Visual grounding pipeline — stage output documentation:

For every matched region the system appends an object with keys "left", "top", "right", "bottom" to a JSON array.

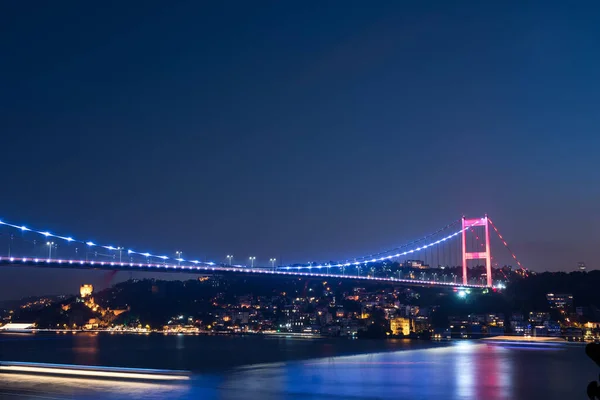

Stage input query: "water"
[
  {"left": 0, "top": 333, "right": 596, "bottom": 399},
  {"left": 0, "top": 332, "right": 440, "bottom": 372}
]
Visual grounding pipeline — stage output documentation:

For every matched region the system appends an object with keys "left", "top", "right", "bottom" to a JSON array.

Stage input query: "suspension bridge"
[{"left": 0, "top": 215, "right": 523, "bottom": 290}]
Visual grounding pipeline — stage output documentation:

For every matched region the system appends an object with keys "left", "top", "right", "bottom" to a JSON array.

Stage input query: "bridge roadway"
[{"left": 0, "top": 257, "right": 486, "bottom": 289}]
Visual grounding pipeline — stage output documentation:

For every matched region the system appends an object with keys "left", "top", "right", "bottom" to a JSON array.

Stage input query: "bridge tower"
[{"left": 461, "top": 215, "right": 492, "bottom": 287}]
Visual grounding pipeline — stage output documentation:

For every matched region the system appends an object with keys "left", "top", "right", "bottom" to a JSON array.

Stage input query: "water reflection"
[
  {"left": 73, "top": 332, "right": 99, "bottom": 366},
  {"left": 0, "top": 373, "right": 195, "bottom": 400},
  {"left": 477, "top": 344, "right": 513, "bottom": 399},
  {"left": 455, "top": 342, "right": 477, "bottom": 398},
  {"left": 221, "top": 342, "right": 496, "bottom": 399},
  {"left": 0, "top": 340, "right": 589, "bottom": 399},
  {"left": 453, "top": 342, "right": 513, "bottom": 399},
  {"left": 219, "top": 341, "right": 581, "bottom": 400}
]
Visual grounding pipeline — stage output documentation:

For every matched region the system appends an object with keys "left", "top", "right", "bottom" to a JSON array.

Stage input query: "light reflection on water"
[
  {"left": 73, "top": 333, "right": 99, "bottom": 366},
  {"left": 455, "top": 342, "right": 477, "bottom": 399},
  {"left": 216, "top": 342, "right": 582, "bottom": 400},
  {"left": 0, "top": 373, "right": 197, "bottom": 400},
  {"left": 0, "top": 340, "right": 591, "bottom": 399}
]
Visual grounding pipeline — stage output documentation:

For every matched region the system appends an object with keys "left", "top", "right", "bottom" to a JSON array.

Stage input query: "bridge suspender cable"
[
  {"left": 350, "top": 219, "right": 461, "bottom": 263},
  {"left": 468, "top": 227, "right": 509, "bottom": 281},
  {"left": 285, "top": 219, "right": 484, "bottom": 271},
  {"left": 487, "top": 217, "right": 525, "bottom": 272}
]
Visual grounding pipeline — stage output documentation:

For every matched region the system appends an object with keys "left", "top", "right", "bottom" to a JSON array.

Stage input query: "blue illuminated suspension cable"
[
  {"left": 350, "top": 219, "right": 460, "bottom": 262},
  {"left": 284, "top": 219, "right": 484, "bottom": 270},
  {"left": 0, "top": 219, "right": 216, "bottom": 266}
]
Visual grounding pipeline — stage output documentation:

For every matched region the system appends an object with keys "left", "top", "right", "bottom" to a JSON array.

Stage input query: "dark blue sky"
[{"left": 1, "top": 1, "right": 599, "bottom": 299}]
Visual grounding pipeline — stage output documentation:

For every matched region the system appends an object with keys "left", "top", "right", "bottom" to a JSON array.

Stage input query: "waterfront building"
[
  {"left": 529, "top": 312, "right": 550, "bottom": 324},
  {"left": 390, "top": 317, "right": 412, "bottom": 336},
  {"left": 546, "top": 293, "right": 573, "bottom": 310}
]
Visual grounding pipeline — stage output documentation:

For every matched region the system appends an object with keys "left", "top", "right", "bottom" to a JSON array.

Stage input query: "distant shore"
[{"left": 482, "top": 335, "right": 567, "bottom": 342}]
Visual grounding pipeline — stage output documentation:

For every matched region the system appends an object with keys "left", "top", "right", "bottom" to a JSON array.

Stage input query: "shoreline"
[{"left": 1, "top": 330, "right": 590, "bottom": 343}]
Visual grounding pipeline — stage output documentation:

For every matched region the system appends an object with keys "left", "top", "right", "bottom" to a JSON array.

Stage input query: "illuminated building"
[
  {"left": 510, "top": 320, "right": 530, "bottom": 336},
  {"left": 468, "top": 314, "right": 486, "bottom": 323},
  {"left": 546, "top": 293, "right": 573, "bottom": 310},
  {"left": 413, "top": 315, "right": 431, "bottom": 333},
  {"left": 486, "top": 313, "right": 505, "bottom": 327},
  {"left": 390, "top": 317, "right": 412, "bottom": 336},
  {"left": 402, "top": 260, "right": 428, "bottom": 269},
  {"left": 84, "top": 318, "right": 99, "bottom": 330},
  {"left": 80, "top": 284, "right": 93, "bottom": 298},
  {"left": 544, "top": 321, "right": 561, "bottom": 336},
  {"left": 529, "top": 312, "right": 550, "bottom": 324}
]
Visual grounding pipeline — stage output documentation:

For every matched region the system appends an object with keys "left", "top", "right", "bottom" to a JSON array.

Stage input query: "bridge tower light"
[{"left": 461, "top": 215, "right": 492, "bottom": 287}]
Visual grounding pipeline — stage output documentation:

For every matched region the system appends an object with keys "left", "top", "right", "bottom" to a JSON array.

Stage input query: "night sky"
[{"left": 1, "top": 2, "right": 599, "bottom": 300}]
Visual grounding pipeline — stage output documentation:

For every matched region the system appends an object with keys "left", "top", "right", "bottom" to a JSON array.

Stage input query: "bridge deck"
[{"left": 0, "top": 257, "right": 486, "bottom": 289}]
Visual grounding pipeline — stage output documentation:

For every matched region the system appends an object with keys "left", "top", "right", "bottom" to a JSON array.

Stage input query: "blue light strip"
[
  {"left": 0, "top": 256, "right": 485, "bottom": 289},
  {"left": 282, "top": 219, "right": 484, "bottom": 270},
  {"left": 0, "top": 219, "right": 216, "bottom": 266},
  {"left": 346, "top": 219, "right": 460, "bottom": 263}
]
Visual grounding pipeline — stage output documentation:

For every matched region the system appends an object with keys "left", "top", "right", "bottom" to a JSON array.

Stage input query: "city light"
[{"left": 457, "top": 291, "right": 467, "bottom": 298}]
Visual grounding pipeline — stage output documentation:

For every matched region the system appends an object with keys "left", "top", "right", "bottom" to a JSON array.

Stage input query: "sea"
[{"left": 0, "top": 332, "right": 595, "bottom": 399}]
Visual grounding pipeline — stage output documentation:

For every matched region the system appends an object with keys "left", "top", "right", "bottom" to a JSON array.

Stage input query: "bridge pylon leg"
[{"left": 462, "top": 215, "right": 493, "bottom": 287}]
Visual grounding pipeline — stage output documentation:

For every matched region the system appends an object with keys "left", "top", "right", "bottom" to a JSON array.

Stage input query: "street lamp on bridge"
[
  {"left": 269, "top": 258, "right": 276, "bottom": 270},
  {"left": 249, "top": 256, "right": 256, "bottom": 268},
  {"left": 46, "top": 241, "right": 55, "bottom": 259},
  {"left": 175, "top": 251, "right": 182, "bottom": 266},
  {"left": 226, "top": 255, "right": 233, "bottom": 265}
]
